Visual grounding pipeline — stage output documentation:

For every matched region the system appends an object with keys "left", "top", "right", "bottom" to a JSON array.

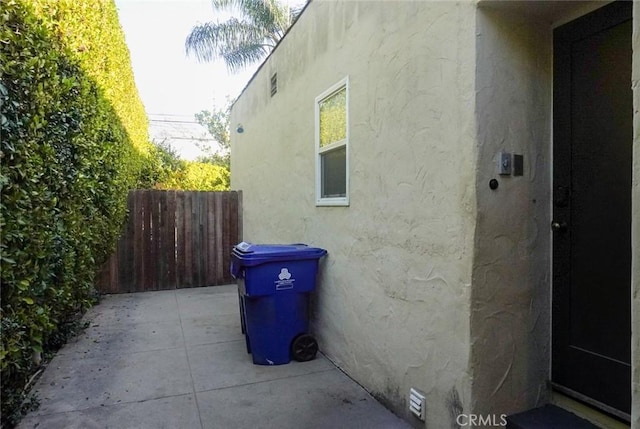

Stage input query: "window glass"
[
  {"left": 321, "top": 146, "right": 346, "bottom": 198},
  {"left": 319, "top": 87, "right": 346, "bottom": 147}
]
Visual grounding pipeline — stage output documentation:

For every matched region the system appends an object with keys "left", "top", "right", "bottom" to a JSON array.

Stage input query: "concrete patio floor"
[{"left": 18, "top": 285, "right": 411, "bottom": 429}]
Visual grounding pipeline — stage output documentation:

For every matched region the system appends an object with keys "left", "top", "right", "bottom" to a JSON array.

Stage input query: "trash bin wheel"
[{"left": 291, "top": 334, "right": 318, "bottom": 362}]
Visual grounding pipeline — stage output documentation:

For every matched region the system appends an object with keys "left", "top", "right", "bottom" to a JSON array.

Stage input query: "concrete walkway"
[{"left": 18, "top": 285, "right": 410, "bottom": 429}]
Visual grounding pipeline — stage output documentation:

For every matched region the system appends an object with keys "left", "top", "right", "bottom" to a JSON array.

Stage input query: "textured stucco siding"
[
  {"left": 231, "top": 0, "right": 639, "bottom": 426},
  {"left": 231, "top": 1, "right": 477, "bottom": 427},
  {"left": 470, "top": 7, "right": 552, "bottom": 417}
]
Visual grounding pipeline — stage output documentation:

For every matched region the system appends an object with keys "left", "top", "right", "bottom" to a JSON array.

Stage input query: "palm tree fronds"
[
  {"left": 221, "top": 43, "right": 271, "bottom": 73},
  {"left": 211, "top": 0, "right": 288, "bottom": 27},
  {"left": 186, "top": 0, "right": 307, "bottom": 72},
  {"left": 185, "top": 18, "right": 274, "bottom": 64}
]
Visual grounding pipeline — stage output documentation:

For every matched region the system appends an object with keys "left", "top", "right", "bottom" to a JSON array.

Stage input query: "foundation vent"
[{"left": 409, "top": 388, "right": 426, "bottom": 421}]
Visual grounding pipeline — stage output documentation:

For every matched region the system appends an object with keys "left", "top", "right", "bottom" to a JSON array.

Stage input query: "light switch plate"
[{"left": 498, "top": 152, "right": 512, "bottom": 175}]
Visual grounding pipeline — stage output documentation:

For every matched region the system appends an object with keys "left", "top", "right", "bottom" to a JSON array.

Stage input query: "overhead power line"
[
  {"left": 149, "top": 119, "right": 201, "bottom": 124},
  {"left": 167, "top": 137, "right": 217, "bottom": 141},
  {"left": 148, "top": 113, "right": 196, "bottom": 118}
]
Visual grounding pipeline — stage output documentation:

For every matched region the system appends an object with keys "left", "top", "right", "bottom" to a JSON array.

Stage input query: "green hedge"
[{"left": 0, "top": 1, "right": 153, "bottom": 425}]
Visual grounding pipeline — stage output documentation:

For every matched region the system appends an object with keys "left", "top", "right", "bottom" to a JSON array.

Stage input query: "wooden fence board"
[
  {"left": 132, "top": 190, "right": 143, "bottom": 293},
  {"left": 228, "top": 192, "right": 239, "bottom": 284},
  {"left": 205, "top": 192, "right": 215, "bottom": 286},
  {"left": 141, "top": 190, "right": 151, "bottom": 292},
  {"left": 214, "top": 192, "right": 224, "bottom": 283},
  {"left": 123, "top": 192, "right": 134, "bottom": 292},
  {"left": 184, "top": 192, "right": 193, "bottom": 288},
  {"left": 194, "top": 192, "right": 203, "bottom": 288},
  {"left": 156, "top": 190, "right": 166, "bottom": 290},
  {"left": 96, "top": 190, "right": 241, "bottom": 294},
  {"left": 166, "top": 191, "right": 177, "bottom": 289},
  {"left": 175, "top": 192, "right": 185, "bottom": 289}
]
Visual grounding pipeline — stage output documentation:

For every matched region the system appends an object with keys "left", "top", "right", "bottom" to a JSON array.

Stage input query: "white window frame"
[{"left": 315, "top": 77, "right": 349, "bottom": 206}]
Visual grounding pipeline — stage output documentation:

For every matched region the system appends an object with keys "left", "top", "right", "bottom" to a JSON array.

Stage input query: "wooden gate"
[{"left": 97, "top": 190, "right": 242, "bottom": 293}]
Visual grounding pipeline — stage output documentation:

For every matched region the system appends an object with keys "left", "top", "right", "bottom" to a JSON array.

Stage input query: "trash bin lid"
[{"left": 232, "top": 242, "right": 327, "bottom": 266}]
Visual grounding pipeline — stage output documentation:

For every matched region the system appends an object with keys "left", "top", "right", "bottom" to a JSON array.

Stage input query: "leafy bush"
[
  {"left": 156, "top": 161, "right": 230, "bottom": 191},
  {"left": 194, "top": 103, "right": 231, "bottom": 170},
  {"left": 0, "top": 1, "right": 153, "bottom": 426},
  {"left": 148, "top": 139, "right": 185, "bottom": 185},
  {"left": 150, "top": 137, "right": 230, "bottom": 191}
]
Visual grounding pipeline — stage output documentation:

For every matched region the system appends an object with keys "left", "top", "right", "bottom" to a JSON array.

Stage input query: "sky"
[
  {"left": 115, "top": 0, "right": 259, "bottom": 118},
  {"left": 114, "top": 0, "right": 262, "bottom": 159},
  {"left": 115, "top": 0, "right": 306, "bottom": 159}
]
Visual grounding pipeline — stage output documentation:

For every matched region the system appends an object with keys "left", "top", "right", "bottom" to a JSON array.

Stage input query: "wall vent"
[
  {"left": 409, "top": 388, "right": 426, "bottom": 421},
  {"left": 270, "top": 73, "right": 277, "bottom": 96}
]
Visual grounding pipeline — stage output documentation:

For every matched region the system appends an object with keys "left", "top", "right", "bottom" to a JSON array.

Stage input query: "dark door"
[{"left": 552, "top": 1, "right": 632, "bottom": 420}]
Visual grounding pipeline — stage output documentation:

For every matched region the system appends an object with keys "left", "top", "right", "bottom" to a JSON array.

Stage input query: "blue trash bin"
[{"left": 230, "top": 242, "right": 327, "bottom": 365}]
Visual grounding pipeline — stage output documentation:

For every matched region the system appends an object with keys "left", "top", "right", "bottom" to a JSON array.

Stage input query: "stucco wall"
[
  {"left": 232, "top": 0, "right": 639, "bottom": 426},
  {"left": 470, "top": 6, "right": 552, "bottom": 417},
  {"left": 231, "top": 1, "right": 477, "bottom": 427},
  {"left": 632, "top": 3, "right": 639, "bottom": 428}
]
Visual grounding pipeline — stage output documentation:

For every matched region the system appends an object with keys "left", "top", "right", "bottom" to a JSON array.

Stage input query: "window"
[{"left": 316, "top": 78, "right": 348, "bottom": 206}]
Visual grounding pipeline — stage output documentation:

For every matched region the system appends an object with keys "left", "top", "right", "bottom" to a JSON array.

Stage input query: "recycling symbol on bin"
[{"left": 278, "top": 268, "right": 292, "bottom": 280}]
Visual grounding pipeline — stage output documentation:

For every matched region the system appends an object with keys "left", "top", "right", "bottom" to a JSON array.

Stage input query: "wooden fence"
[{"left": 97, "top": 190, "right": 242, "bottom": 294}]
